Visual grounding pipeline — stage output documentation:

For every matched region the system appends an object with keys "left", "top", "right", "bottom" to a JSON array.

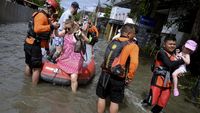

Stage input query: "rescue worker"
[
  {"left": 142, "top": 36, "right": 186, "bottom": 113},
  {"left": 87, "top": 20, "right": 99, "bottom": 46},
  {"left": 24, "top": 0, "right": 60, "bottom": 85},
  {"left": 96, "top": 24, "right": 139, "bottom": 113}
]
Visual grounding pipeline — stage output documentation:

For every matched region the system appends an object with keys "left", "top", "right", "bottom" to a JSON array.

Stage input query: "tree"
[
  {"left": 73, "top": 12, "right": 81, "bottom": 21},
  {"left": 128, "top": 0, "right": 158, "bottom": 21},
  {"left": 191, "top": 6, "right": 200, "bottom": 40},
  {"left": 30, "top": 0, "right": 45, "bottom": 6},
  {"left": 103, "top": 4, "right": 112, "bottom": 18}
]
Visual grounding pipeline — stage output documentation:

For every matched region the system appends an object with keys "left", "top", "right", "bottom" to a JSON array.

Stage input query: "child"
[
  {"left": 47, "top": 13, "right": 61, "bottom": 63},
  {"left": 173, "top": 40, "right": 197, "bottom": 96}
]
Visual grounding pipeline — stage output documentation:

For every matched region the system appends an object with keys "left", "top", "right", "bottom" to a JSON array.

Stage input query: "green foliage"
[
  {"left": 88, "top": 14, "right": 93, "bottom": 20},
  {"left": 73, "top": 12, "right": 81, "bottom": 21},
  {"left": 30, "top": 0, "right": 63, "bottom": 18},
  {"left": 30, "top": 0, "right": 61, "bottom": 8},
  {"left": 129, "top": 0, "right": 149, "bottom": 21},
  {"left": 103, "top": 4, "right": 112, "bottom": 18},
  {"left": 165, "top": 0, "right": 200, "bottom": 34},
  {"left": 57, "top": 7, "right": 64, "bottom": 18},
  {"left": 30, "top": 0, "right": 45, "bottom": 6},
  {"left": 56, "top": 0, "right": 60, "bottom": 3}
]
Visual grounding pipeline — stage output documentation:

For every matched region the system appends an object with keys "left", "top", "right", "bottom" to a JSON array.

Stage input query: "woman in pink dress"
[{"left": 54, "top": 19, "right": 89, "bottom": 93}]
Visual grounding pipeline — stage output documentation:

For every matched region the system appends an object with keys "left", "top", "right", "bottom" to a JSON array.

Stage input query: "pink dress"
[{"left": 56, "top": 34, "right": 83, "bottom": 74}]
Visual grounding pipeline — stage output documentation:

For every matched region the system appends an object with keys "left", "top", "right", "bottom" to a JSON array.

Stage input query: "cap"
[
  {"left": 184, "top": 40, "right": 197, "bottom": 52},
  {"left": 71, "top": 2, "right": 80, "bottom": 9}
]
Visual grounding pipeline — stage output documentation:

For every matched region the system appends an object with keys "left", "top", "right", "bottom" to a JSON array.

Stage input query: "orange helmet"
[{"left": 46, "top": 0, "right": 59, "bottom": 9}]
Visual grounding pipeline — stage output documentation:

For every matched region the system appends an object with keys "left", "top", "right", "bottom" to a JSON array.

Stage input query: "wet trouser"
[
  {"left": 24, "top": 42, "right": 42, "bottom": 69},
  {"left": 145, "top": 86, "right": 171, "bottom": 108},
  {"left": 96, "top": 71, "right": 125, "bottom": 103},
  {"left": 151, "top": 104, "right": 163, "bottom": 113}
]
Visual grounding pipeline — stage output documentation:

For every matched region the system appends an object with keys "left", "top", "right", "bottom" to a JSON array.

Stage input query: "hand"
[
  {"left": 180, "top": 55, "right": 189, "bottom": 64},
  {"left": 125, "top": 78, "right": 132, "bottom": 86},
  {"left": 175, "top": 49, "right": 180, "bottom": 54},
  {"left": 52, "top": 22, "right": 60, "bottom": 29},
  {"left": 177, "top": 73, "right": 184, "bottom": 78},
  {"left": 76, "top": 30, "right": 82, "bottom": 36}
]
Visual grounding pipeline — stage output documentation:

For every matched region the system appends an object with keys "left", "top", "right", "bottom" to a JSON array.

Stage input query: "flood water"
[{"left": 0, "top": 23, "right": 199, "bottom": 113}]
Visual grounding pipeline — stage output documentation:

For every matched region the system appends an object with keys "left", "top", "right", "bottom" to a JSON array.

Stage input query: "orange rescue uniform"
[
  {"left": 117, "top": 37, "right": 139, "bottom": 80},
  {"left": 88, "top": 25, "right": 99, "bottom": 37},
  {"left": 25, "top": 12, "right": 51, "bottom": 48}
]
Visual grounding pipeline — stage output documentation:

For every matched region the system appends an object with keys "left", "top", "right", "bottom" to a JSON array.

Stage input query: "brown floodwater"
[{"left": 0, "top": 23, "right": 199, "bottom": 113}]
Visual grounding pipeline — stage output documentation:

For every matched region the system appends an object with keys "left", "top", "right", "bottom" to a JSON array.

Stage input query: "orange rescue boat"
[{"left": 41, "top": 44, "right": 95, "bottom": 85}]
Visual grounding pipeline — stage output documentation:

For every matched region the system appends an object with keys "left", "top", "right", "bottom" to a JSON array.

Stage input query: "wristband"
[{"left": 50, "top": 24, "right": 54, "bottom": 31}]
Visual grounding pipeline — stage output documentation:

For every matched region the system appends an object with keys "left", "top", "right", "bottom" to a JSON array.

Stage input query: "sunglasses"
[
  {"left": 45, "top": 2, "right": 56, "bottom": 12},
  {"left": 65, "top": 27, "right": 71, "bottom": 31},
  {"left": 45, "top": 2, "right": 51, "bottom": 8}
]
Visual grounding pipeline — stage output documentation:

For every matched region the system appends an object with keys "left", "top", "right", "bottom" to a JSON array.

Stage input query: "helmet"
[{"left": 46, "top": 0, "right": 59, "bottom": 9}]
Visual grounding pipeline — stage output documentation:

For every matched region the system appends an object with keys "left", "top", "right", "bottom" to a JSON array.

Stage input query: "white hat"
[{"left": 124, "top": 17, "right": 135, "bottom": 24}]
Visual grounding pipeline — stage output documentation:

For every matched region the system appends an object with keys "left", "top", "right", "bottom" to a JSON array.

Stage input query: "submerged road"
[{"left": 0, "top": 23, "right": 199, "bottom": 113}]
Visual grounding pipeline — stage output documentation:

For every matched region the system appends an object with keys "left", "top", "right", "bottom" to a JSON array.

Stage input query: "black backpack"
[
  {"left": 27, "top": 12, "right": 51, "bottom": 41},
  {"left": 104, "top": 39, "right": 129, "bottom": 69},
  {"left": 27, "top": 12, "right": 39, "bottom": 39}
]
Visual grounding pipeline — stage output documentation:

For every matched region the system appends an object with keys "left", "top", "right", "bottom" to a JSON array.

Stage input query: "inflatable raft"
[{"left": 41, "top": 44, "right": 95, "bottom": 85}]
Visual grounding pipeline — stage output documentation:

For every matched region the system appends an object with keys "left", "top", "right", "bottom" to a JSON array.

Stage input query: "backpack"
[
  {"left": 88, "top": 32, "right": 98, "bottom": 46},
  {"left": 74, "top": 33, "right": 86, "bottom": 54},
  {"left": 102, "top": 38, "right": 132, "bottom": 77},
  {"left": 27, "top": 12, "right": 39, "bottom": 39},
  {"left": 27, "top": 12, "right": 51, "bottom": 41}
]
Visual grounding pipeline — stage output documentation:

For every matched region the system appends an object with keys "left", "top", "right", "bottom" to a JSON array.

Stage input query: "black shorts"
[
  {"left": 96, "top": 71, "right": 125, "bottom": 103},
  {"left": 24, "top": 43, "right": 42, "bottom": 69}
]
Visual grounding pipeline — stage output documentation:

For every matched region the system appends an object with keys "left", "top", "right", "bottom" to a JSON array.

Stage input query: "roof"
[
  {"left": 109, "top": 19, "right": 123, "bottom": 25},
  {"left": 23, "top": 0, "right": 39, "bottom": 7},
  {"left": 114, "top": 0, "right": 132, "bottom": 8}
]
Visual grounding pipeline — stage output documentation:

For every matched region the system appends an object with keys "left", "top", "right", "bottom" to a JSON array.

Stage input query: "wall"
[
  {"left": 0, "top": 0, "right": 35, "bottom": 24},
  {"left": 110, "top": 6, "right": 130, "bottom": 21}
]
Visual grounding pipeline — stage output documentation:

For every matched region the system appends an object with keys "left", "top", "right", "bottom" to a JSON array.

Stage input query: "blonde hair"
[{"left": 63, "top": 19, "right": 79, "bottom": 34}]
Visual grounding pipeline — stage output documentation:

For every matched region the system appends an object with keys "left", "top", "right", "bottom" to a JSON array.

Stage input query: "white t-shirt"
[
  {"left": 175, "top": 52, "right": 190, "bottom": 73},
  {"left": 53, "top": 9, "right": 72, "bottom": 46},
  {"left": 58, "top": 9, "right": 72, "bottom": 31}
]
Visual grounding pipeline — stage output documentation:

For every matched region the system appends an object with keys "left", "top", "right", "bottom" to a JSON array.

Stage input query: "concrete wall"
[{"left": 0, "top": 0, "right": 35, "bottom": 24}]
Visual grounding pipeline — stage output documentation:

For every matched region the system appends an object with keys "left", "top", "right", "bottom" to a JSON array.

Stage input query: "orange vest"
[
  {"left": 152, "top": 50, "right": 176, "bottom": 88},
  {"left": 25, "top": 11, "right": 51, "bottom": 48},
  {"left": 103, "top": 37, "right": 139, "bottom": 80},
  {"left": 88, "top": 26, "right": 99, "bottom": 37}
]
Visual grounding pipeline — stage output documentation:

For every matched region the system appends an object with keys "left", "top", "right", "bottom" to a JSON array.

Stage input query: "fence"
[{"left": 0, "top": 0, "right": 34, "bottom": 24}]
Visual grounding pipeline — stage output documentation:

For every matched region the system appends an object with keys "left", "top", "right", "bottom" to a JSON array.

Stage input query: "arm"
[
  {"left": 58, "top": 12, "right": 66, "bottom": 30},
  {"left": 54, "top": 29, "right": 66, "bottom": 37},
  {"left": 158, "top": 50, "right": 184, "bottom": 70},
  {"left": 93, "top": 26, "right": 99, "bottom": 37},
  {"left": 119, "top": 44, "right": 139, "bottom": 80},
  {"left": 34, "top": 13, "right": 51, "bottom": 33},
  {"left": 181, "top": 54, "right": 190, "bottom": 65},
  {"left": 58, "top": 11, "right": 71, "bottom": 31},
  {"left": 81, "top": 32, "right": 90, "bottom": 43},
  {"left": 127, "top": 44, "right": 139, "bottom": 80}
]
